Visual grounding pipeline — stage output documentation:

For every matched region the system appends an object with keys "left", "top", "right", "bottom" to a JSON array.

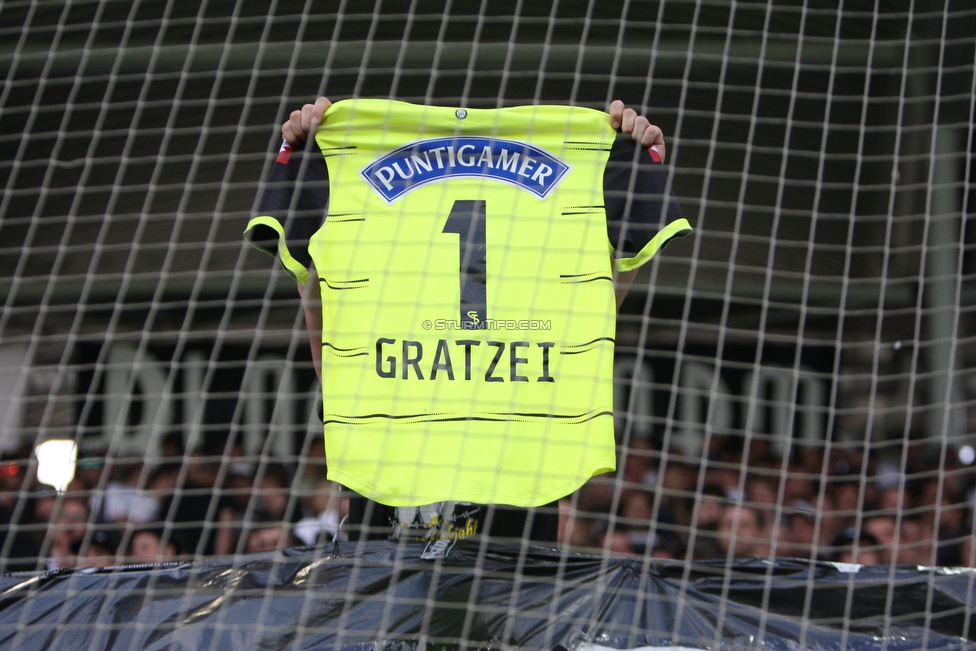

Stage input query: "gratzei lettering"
[
  {"left": 375, "top": 338, "right": 556, "bottom": 383},
  {"left": 362, "top": 137, "right": 571, "bottom": 202}
]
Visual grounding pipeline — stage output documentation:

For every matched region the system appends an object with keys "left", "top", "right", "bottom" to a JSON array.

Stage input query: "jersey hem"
[
  {"left": 615, "top": 218, "right": 692, "bottom": 272},
  {"left": 326, "top": 461, "right": 616, "bottom": 509},
  {"left": 244, "top": 216, "right": 310, "bottom": 284}
]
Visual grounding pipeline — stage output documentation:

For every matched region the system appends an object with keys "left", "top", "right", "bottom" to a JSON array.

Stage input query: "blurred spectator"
[
  {"left": 746, "top": 475, "right": 780, "bottom": 528},
  {"left": 617, "top": 489, "right": 680, "bottom": 557},
  {"left": 622, "top": 524, "right": 685, "bottom": 560},
  {"left": 621, "top": 437, "right": 655, "bottom": 489},
  {"left": 783, "top": 464, "right": 816, "bottom": 504},
  {"left": 73, "top": 447, "right": 108, "bottom": 494},
  {"left": 878, "top": 484, "right": 909, "bottom": 515},
  {"left": 223, "top": 442, "right": 256, "bottom": 480},
  {"left": 897, "top": 515, "right": 935, "bottom": 566},
  {"left": 127, "top": 527, "right": 181, "bottom": 565},
  {"left": 98, "top": 460, "right": 159, "bottom": 524},
  {"left": 296, "top": 437, "right": 329, "bottom": 493},
  {"left": 255, "top": 462, "right": 300, "bottom": 525},
  {"left": 159, "top": 432, "right": 186, "bottom": 463},
  {"left": 577, "top": 475, "right": 616, "bottom": 518},
  {"left": 687, "top": 484, "right": 726, "bottom": 559},
  {"left": 648, "top": 533, "right": 684, "bottom": 559},
  {"left": 811, "top": 493, "right": 843, "bottom": 549},
  {"left": 831, "top": 479, "right": 863, "bottom": 527},
  {"left": 782, "top": 500, "right": 818, "bottom": 559},
  {"left": 598, "top": 527, "right": 635, "bottom": 556},
  {"left": 798, "top": 447, "right": 826, "bottom": 476},
  {"left": 294, "top": 478, "right": 347, "bottom": 546},
  {"left": 915, "top": 480, "right": 965, "bottom": 539},
  {"left": 186, "top": 449, "right": 221, "bottom": 490},
  {"left": 75, "top": 529, "right": 120, "bottom": 569},
  {"left": 619, "top": 488, "right": 649, "bottom": 520},
  {"left": 717, "top": 503, "right": 767, "bottom": 558},
  {"left": 42, "top": 496, "right": 90, "bottom": 570},
  {"left": 214, "top": 470, "right": 255, "bottom": 556},
  {"left": 831, "top": 528, "right": 881, "bottom": 565},
  {"left": 743, "top": 437, "right": 774, "bottom": 468},
  {"left": 863, "top": 515, "right": 897, "bottom": 563},
  {"left": 148, "top": 462, "right": 223, "bottom": 557},
  {"left": 558, "top": 497, "right": 596, "bottom": 549},
  {"left": 659, "top": 462, "right": 696, "bottom": 525},
  {"left": 245, "top": 510, "right": 295, "bottom": 553}
]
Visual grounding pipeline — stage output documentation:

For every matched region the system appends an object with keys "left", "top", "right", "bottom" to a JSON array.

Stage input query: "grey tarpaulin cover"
[{"left": 0, "top": 541, "right": 973, "bottom": 650}]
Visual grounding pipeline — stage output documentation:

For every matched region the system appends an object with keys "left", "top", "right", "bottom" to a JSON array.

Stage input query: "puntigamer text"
[{"left": 362, "top": 137, "right": 570, "bottom": 202}]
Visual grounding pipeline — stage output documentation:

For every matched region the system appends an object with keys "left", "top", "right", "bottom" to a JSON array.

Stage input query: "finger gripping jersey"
[{"left": 246, "top": 100, "right": 691, "bottom": 507}]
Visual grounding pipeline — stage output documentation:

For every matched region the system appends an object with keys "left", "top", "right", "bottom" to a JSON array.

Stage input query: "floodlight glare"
[{"left": 35, "top": 440, "right": 78, "bottom": 492}]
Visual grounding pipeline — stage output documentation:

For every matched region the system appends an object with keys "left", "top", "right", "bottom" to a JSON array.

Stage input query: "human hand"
[
  {"left": 280, "top": 97, "right": 668, "bottom": 160},
  {"left": 282, "top": 96, "right": 332, "bottom": 146},
  {"left": 609, "top": 100, "right": 666, "bottom": 162}
]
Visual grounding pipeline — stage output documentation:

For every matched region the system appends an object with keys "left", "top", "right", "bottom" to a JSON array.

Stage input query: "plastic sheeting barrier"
[{"left": 0, "top": 541, "right": 973, "bottom": 650}]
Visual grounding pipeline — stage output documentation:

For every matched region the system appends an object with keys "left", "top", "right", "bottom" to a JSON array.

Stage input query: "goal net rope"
[{"left": 0, "top": 1, "right": 974, "bottom": 648}]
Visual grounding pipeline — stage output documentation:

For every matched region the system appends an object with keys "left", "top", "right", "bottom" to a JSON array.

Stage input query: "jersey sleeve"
[
  {"left": 604, "top": 135, "right": 692, "bottom": 272},
  {"left": 243, "top": 139, "right": 330, "bottom": 284}
]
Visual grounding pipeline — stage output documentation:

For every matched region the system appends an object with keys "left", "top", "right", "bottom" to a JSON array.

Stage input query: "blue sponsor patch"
[{"left": 361, "top": 137, "right": 570, "bottom": 202}]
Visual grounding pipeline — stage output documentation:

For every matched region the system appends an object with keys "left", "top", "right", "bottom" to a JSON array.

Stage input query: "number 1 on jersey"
[{"left": 442, "top": 200, "right": 487, "bottom": 328}]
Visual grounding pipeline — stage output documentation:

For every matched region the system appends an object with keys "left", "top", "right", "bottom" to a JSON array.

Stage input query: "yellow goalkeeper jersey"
[{"left": 246, "top": 99, "right": 691, "bottom": 507}]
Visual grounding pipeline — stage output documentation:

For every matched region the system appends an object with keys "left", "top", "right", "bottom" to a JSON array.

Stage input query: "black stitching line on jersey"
[
  {"left": 559, "top": 273, "right": 613, "bottom": 284},
  {"left": 326, "top": 212, "right": 366, "bottom": 222},
  {"left": 323, "top": 409, "right": 612, "bottom": 426},
  {"left": 562, "top": 141, "right": 612, "bottom": 151},
  {"left": 559, "top": 337, "right": 615, "bottom": 355},
  {"left": 320, "top": 146, "right": 358, "bottom": 158},
  {"left": 319, "top": 277, "right": 369, "bottom": 290},
  {"left": 563, "top": 337, "right": 616, "bottom": 349},
  {"left": 561, "top": 205, "right": 605, "bottom": 216},
  {"left": 322, "top": 342, "right": 369, "bottom": 357}
]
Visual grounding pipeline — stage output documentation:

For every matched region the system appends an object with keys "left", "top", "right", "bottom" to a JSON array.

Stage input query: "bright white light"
[
  {"left": 35, "top": 440, "right": 77, "bottom": 492},
  {"left": 959, "top": 445, "right": 976, "bottom": 466}
]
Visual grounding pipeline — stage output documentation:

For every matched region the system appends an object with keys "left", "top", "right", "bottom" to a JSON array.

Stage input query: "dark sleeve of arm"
[
  {"left": 243, "top": 139, "right": 330, "bottom": 283},
  {"left": 604, "top": 135, "right": 692, "bottom": 272}
]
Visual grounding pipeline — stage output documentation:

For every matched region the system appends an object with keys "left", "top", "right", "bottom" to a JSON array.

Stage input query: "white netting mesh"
[{"left": 0, "top": 0, "right": 974, "bottom": 634}]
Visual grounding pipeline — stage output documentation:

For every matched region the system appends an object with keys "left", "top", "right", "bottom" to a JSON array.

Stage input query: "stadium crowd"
[
  {"left": 574, "top": 434, "right": 975, "bottom": 567},
  {"left": 0, "top": 431, "right": 973, "bottom": 571}
]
